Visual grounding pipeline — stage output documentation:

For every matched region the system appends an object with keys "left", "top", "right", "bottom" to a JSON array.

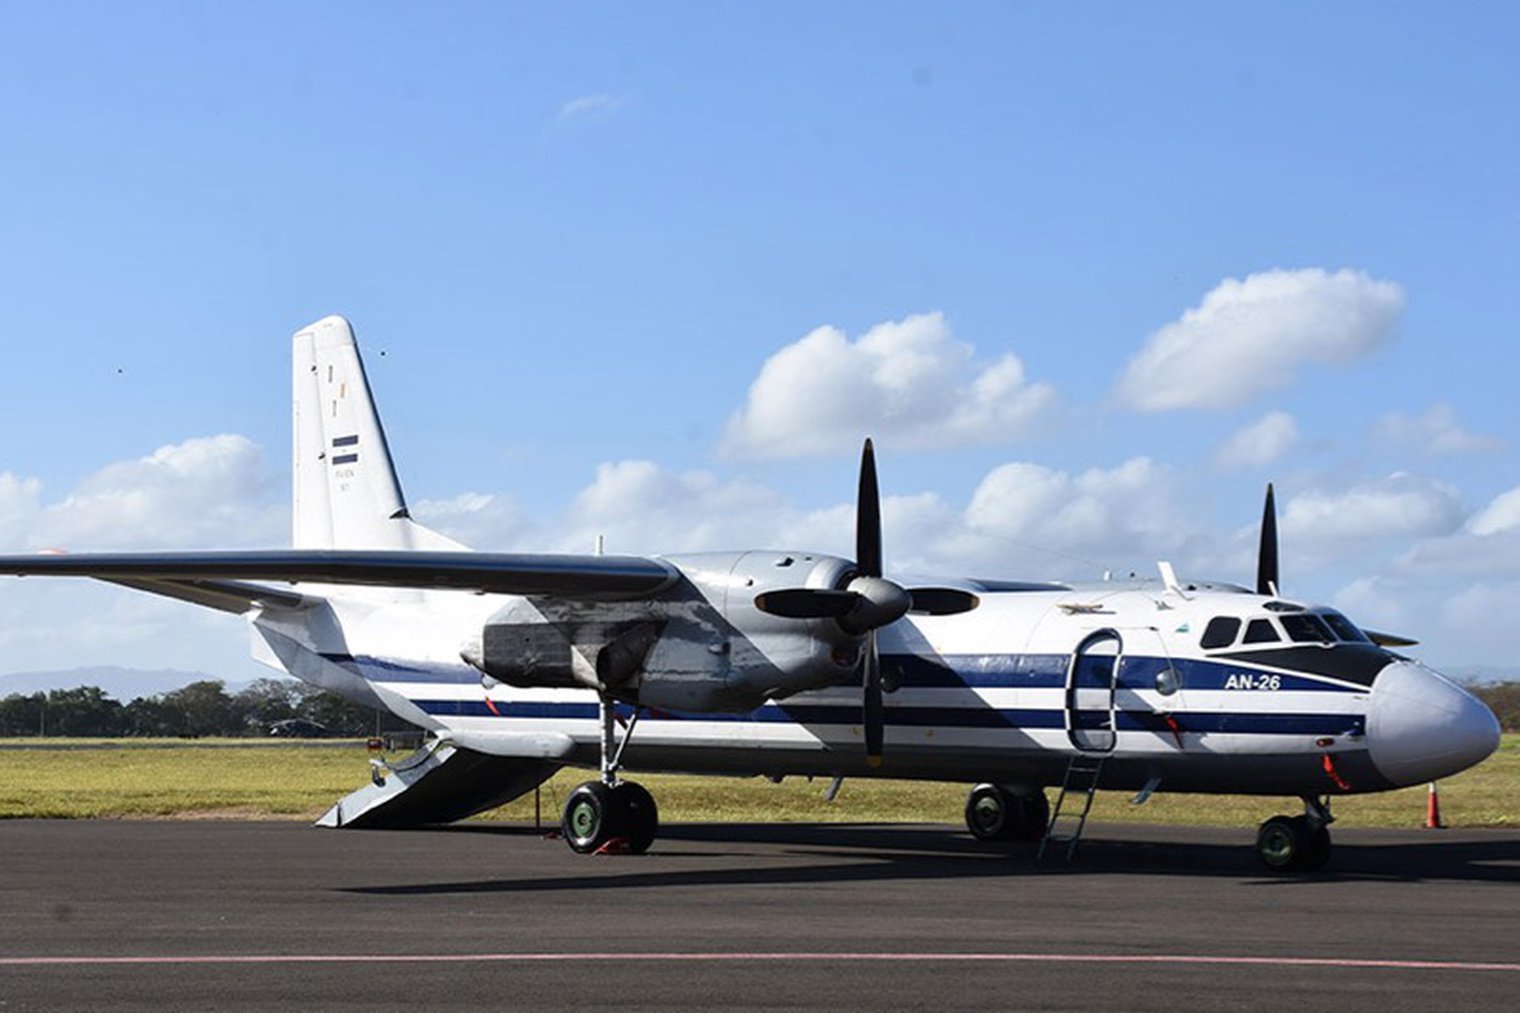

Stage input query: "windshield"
[
  {"left": 1320, "top": 611, "right": 1370, "bottom": 643},
  {"left": 1280, "top": 613, "right": 1335, "bottom": 644}
]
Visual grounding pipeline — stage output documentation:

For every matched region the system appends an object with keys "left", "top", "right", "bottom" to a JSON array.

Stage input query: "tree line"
[
  {"left": 0, "top": 679, "right": 414, "bottom": 738},
  {"left": 1474, "top": 682, "right": 1520, "bottom": 733}
]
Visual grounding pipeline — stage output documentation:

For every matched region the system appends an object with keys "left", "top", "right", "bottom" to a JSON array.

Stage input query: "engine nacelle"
[
  {"left": 653, "top": 551, "right": 864, "bottom": 711},
  {"left": 461, "top": 551, "right": 866, "bottom": 715}
]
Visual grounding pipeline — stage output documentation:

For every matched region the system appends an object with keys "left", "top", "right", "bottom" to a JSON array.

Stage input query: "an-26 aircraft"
[{"left": 1, "top": 316, "right": 1501, "bottom": 871}]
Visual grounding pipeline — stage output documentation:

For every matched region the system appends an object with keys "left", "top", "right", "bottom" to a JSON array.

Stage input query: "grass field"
[{"left": 1, "top": 736, "right": 1515, "bottom": 829}]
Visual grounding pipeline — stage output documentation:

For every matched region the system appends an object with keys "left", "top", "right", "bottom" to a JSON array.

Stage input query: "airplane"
[{"left": 0, "top": 315, "right": 1501, "bottom": 871}]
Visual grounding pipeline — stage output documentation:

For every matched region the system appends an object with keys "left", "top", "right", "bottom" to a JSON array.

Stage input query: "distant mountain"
[{"left": 0, "top": 666, "right": 274, "bottom": 702}]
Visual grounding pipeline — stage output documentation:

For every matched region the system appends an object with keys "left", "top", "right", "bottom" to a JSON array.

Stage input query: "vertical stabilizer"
[{"left": 292, "top": 316, "right": 464, "bottom": 551}]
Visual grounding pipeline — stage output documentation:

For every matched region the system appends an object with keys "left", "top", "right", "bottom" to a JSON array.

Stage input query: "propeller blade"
[
  {"left": 753, "top": 588, "right": 859, "bottom": 619},
  {"left": 857, "top": 438, "right": 882, "bottom": 578},
  {"left": 863, "top": 631, "right": 884, "bottom": 767},
  {"left": 906, "top": 587, "right": 980, "bottom": 616},
  {"left": 1256, "top": 482, "right": 1279, "bottom": 596},
  {"left": 1365, "top": 629, "right": 1420, "bottom": 648}
]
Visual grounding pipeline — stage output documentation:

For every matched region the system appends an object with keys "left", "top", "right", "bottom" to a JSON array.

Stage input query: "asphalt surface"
[{"left": 3, "top": 819, "right": 1519, "bottom": 1011}]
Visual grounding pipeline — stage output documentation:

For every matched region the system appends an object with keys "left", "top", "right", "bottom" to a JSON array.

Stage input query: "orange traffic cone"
[{"left": 1425, "top": 781, "right": 1445, "bottom": 829}]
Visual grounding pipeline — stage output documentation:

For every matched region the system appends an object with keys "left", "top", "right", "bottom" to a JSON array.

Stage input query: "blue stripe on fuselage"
[
  {"left": 412, "top": 698, "right": 1363, "bottom": 737},
  {"left": 331, "top": 651, "right": 1367, "bottom": 695}
]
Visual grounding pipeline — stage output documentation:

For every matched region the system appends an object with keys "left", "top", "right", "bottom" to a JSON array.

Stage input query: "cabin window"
[
  {"left": 1280, "top": 614, "right": 1335, "bottom": 644},
  {"left": 1320, "top": 611, "right": 1369, "bottom": 643},
  {"left": 1200, "top": 617, "right": 1241, "bottom": 649},
  {"left": 1242, "top": 618, "right": 1281, "bottom": 644}
]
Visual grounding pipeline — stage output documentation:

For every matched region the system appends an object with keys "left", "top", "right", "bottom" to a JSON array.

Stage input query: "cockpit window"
[
  {"left": 1200, "top": 617, "right": 1241, "bottom": 650},
  {"left": 1280, "top": 613, "right": 1335, "bottom": 644},
  {"left": 1320, "top": 611, "right": 1370, "bottom": 643},
  {"left": 1242, "top": 618, "right": 1281, "bottom": 644}
]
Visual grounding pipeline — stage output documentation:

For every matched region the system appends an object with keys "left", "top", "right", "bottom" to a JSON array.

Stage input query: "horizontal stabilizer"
[
  {"left": 0, "top": 550, "right": 678, "bottom": 601},
  {"left": 106, "top": 578, "right": 315, "bottom": 614}
]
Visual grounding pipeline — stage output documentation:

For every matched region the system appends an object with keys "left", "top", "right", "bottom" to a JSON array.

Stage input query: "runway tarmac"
[{"left": 3, "top": 819, "right": 1519, "bottom": 1010}]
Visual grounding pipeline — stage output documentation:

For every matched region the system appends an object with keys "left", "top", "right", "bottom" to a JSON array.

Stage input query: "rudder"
[{"left": 291, "top": 316, "right": 464, "bottom": 551}]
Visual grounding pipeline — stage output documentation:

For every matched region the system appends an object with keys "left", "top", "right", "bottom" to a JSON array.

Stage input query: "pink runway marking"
[{"left": 2, "top": 953, "right": 1519, "bottom": 972}]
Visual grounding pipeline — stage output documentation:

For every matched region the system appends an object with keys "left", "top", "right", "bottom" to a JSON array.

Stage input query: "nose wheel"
[
  {"left": 561, "top": 695, "right": 659, "bottom": 855},
  {"left": 1255, "top": 796, "right": 1333, "bottom": 872}
]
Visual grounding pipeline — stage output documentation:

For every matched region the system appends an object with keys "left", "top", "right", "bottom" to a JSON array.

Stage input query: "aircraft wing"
[{"left": 0, "top": 550, "right": 680, "bottom": 601}]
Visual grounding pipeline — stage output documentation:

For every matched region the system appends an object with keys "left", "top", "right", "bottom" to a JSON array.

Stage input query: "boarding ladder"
[{"left": 1037, "top": 753, "right": 1108, "bottom": 864}]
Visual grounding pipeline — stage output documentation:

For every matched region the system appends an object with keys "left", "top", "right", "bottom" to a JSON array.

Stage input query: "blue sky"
[{"left": 1, "top": 2, "right": 1518, "bottom": 681}]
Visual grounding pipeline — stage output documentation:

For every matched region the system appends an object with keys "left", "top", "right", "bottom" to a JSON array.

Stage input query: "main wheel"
[
  {"left": 967, "top": 785, "right": 1050, "bottom": 843},
  {"left": 1298, "top": 819, "right": 1332, "bottom": 871},
  {"left": 966, "top": 784, "right": 1016, "bottom": 841},
  {"left": 1017, "top": 790, "right": 1051, "bottom": 842},
  {"left": 562, "top": 782, "right": 621, "bottom": 854},
  {"left": 1256, "top": 815, "right": 1332, "bottom": 872},
  {"left": 611, "top": 781, "right": 659, "bottom": 854}
]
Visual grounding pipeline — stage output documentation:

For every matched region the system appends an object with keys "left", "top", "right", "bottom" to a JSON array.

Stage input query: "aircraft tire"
[
  {"left": 1297, "top": 818, "right": 1332, "bottom": 871},
  {"left": 1017, "top": 790, "right": 1051, "bottom": 842},
  {"left": 611, "top": 781, "right": 659, "bottom": 854},
  {"left": 1255, "top": 814, "right": 1331, "bottom": 872},
  {"left": 562, "top": 782, "right": 622, "bottom": 854},
  {"left": 965, "top": 784, "right": 1017, "bottom": 842}
]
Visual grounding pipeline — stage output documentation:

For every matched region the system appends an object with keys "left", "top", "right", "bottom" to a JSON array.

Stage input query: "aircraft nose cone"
[{"left": 1366, "top": 661, "right": 1500, "bottom": 786}]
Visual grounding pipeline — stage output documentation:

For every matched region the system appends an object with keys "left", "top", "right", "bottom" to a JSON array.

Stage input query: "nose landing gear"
[
  {"left": 1255, "top": 796, "right": 1333, "bottom": 872},
  {"left": 561, "top": 696, "right": 659, "bottom": 855}
]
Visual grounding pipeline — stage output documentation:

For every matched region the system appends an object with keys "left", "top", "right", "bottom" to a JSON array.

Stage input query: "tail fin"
[{"left": 291, "top": 316, "right": 465, "bottom": 551}]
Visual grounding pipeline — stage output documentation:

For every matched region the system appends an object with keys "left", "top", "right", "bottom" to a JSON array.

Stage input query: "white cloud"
[
  {"left": 1, "top": 435, "right": 284, "bottom": 553},
  {"left": 1114, "top": 268, "right": 1405, "bottom": 411},
  {"left": 412, "top": 492, "right": 530, "bottom": 551},
  {"left": 558, "top": 93, "right": 622, "bottom": 121},
  {"left": 1212, "top": 411, "right": 1299, "bottom": 471},
  {"left": 962, "top": 457, "right": 1196, "bottom": 571},
  {"left": 1468, "top": 486, "right": 1520, "bottom": 536},
  {"left": 1281, "top": 474, "right": 1463, "bottom": 544},
  {"left": 1332, "top": 575, "right": 1415, "bottom": 636},
  {"left": 1397, "top": 485, "right": 1520, "bottom": 576},
  {"left": 723, "top": 312, "right": 1056, "bottom": 458},
  {"left": 0, "top": 473, "right": 43, "bottom": 547},
  {"left": 1375, "top": 404, "right": 1501, "bottom": 457},
  {"left": 561, "top": 461, "right": 795, "bottom": 555},
  {"left": 0, "top": 436, "right": 286, "bottom": 678},
  {"left": 35, "top": 435, "right": 283, "bottom": 551},
  {"left": 1430, "top": 580, "right": 1520, "bottom": 668}
]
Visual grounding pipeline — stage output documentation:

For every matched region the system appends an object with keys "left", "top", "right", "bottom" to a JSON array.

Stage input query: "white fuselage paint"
[{"left": 250, "top": 576, "right": 1500, "bottom": 800}]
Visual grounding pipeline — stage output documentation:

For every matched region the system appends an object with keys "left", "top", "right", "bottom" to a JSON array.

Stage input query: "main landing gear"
[
  {"left": 964, "top": 783, "right": 1050, "bottom": 843},
  {"left": 561, "top": 696, "right": 658, "bottom": 855},
  {"left": 1255, "top": 796, "right": 1333, "bottom": 872}
]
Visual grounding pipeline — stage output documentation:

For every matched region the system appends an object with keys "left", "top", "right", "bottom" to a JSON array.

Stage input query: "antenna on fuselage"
[{"left": 1157, "top": 560, "right": 1189, "bottom": 601}]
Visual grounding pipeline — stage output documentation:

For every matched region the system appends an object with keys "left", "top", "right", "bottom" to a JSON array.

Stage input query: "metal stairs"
[{"left": 1037, "top": 753, "right": 1108, "bottom": 864}]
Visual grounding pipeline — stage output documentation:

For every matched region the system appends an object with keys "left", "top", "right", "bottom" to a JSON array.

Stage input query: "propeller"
[
  {"left": 855, "top": 439, "right": 891, "bottom": 767},
  {"left": 1256, "top": 483, "right": 1279, "bottom": 597},
  {"left": 1254, "top": 481, "right": 1418, "bottom": 646},
  {"left": 752, "top": 438, "right": 978, "bottom": 766}
]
